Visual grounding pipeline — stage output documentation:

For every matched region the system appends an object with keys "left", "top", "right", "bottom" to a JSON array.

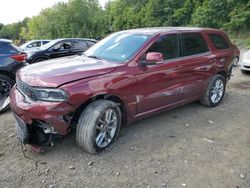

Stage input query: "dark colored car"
[
  {"left": 26, "top": 38, "right": 97, "bottom": 63},
  {"left": 10, "top": 27, "right": 236, "bottom": 154},
  {"left": 0, "top": 39, "right": 27, "bottom": 112}
]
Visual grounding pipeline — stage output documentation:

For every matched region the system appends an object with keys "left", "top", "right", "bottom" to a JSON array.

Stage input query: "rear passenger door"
[{"left": 177, "top": 32, "right": 214, "bottom": 99}]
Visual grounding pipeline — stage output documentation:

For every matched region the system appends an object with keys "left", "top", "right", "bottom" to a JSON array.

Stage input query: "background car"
[
  {"left": 232, "top": 44, "right": 240, "bottom": 66},
  {"left": 0, "top": 39, "right": 27, "bottom": 113},
  {"left": 20, "top": 40, "right": 51, "bottom": 51},
  {"left": 239, "top": 50, "right": 250, "bottom": 74},
  {"left": 26, "top": 38, "right": 97, "bottom": 63}
]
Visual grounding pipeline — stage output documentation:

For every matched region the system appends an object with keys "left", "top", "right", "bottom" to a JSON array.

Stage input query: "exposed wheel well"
[
  {"left": 217, "top": 71, "right": 228, "bottom": 80},
  {"left": 71, "top": 94, "right": 128, "bottom": 127}
]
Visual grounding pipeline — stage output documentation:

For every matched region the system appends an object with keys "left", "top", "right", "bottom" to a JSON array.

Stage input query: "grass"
[{"left": 229, "top": 32, "right": 250, "bottom": 49}]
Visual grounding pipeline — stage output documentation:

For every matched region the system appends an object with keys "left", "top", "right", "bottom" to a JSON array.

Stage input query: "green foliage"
[{"left": 0, "top": 0, "right": 249, "bottom": 42}]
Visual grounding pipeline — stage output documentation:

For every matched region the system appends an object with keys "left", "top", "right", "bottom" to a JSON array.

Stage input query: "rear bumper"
[{"left": 10, "top": 86, "right": 75, "bottom": 136}]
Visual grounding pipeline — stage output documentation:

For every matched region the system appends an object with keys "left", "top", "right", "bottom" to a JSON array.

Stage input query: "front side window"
[
  {"left": 28, "top": 41, "right": 41, "bottom": 48},
  {"left": 208, "top": 34, "right": 229, "bottom": 50},
  {"left": 147, "top": 34, "right": 179, "bottom": 60},
  {"left": 85, "top": 33, "right": 151, "bottom": 62},
  {"left": 181, "top": 33, "right": 208, "bottom": 56},
  {"left": 53, "top": 41, "right": 71, "bottom": 51}
]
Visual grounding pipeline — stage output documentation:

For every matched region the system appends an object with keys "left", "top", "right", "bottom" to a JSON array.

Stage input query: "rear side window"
[
  {"left": 147, "top": 34, "right": 179, "bottom": 60},
  {"left": 181, "top": 33, "right": 208, "bottom": 56},
  {"left": 72, "top": 40, "right": 88, "bottom": 51},
  {"left": 208, "top": 34, "right": 229, "bottom": 50},
  {"left": 0, "top": 43, "right": 18, "bottom": 54}
]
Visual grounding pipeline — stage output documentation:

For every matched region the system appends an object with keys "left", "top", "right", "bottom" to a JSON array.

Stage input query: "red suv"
[{"left": 10, "top": 27, "right": 236, "bottom": 154}]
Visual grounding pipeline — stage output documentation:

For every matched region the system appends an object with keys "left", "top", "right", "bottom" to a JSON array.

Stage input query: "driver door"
[{"left": 135, "top": 34, "right": 184, "bottom": 114}]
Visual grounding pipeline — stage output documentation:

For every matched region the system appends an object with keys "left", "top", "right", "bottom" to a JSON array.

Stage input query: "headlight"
[{"left": 33, "top": 88, "right": 68, "bottom": 102}]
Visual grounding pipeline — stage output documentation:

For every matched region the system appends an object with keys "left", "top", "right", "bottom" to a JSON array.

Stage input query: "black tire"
[
  {"left": 200, "top": 74, "right": 226, "bottom": 107},
  {"left": 76, "top": 100, "right": 121, "bottom": 154},
  {"left": 241, "top": 70, "right": 250, "bottom": 74},
  {"left": 0, "top": 74, "right": 15, "bottom": 113},
  {"left": 33, "top": 57, "right": 48, "bottom": 63}
]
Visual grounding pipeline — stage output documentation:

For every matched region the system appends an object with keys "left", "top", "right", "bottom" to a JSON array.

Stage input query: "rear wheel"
[
  {"left": 200, "top": 74, "right": 226, "bottom": 107},
  {"left": 0, "top": 74, "right": 15, "bottom": 113},
  {"left": 76, "top": 100, "right": 121, "bottom": 154}
]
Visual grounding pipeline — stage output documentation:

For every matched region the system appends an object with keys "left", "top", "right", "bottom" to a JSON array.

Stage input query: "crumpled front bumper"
[{"left": 10, "top": 86, "right": 76, "bottom": 145}]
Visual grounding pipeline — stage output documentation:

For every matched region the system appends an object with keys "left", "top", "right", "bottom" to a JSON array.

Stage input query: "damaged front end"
[
  {"left": 10, "top": 82, "right": 76, "bottom": 152},
  {"left": 14, "top": 113, "right": 70, "bottom": 152}
]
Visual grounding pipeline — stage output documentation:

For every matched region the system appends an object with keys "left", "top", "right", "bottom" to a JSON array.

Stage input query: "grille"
[
  {"left": 244, "top": 66, "right": 250, "bottom": 69},
  {"left": 16, "top": 79, "right": 37, "bottom": 100}
]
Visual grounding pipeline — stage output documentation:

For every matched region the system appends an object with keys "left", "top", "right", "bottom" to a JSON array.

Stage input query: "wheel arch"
[
  {"left": 32, "top": 56, "right": 49, "bottom": 63},
  {"left": 71, "top": 93, "right": 128, "bottom": 127}
]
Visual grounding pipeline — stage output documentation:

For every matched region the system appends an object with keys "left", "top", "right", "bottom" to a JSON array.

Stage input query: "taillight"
[{"left": 10, "top": 53, "right": 27, "bottom": 62}]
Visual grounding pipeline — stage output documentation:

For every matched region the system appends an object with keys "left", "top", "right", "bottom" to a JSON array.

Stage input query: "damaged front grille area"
[{"left": 16, "top": 79, "right": 37, "bottom": 101}]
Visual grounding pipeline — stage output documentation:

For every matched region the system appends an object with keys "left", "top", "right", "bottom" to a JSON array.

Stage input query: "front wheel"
[
  {"left": 0, "top": 74, "right": 15, "bottom": 113},
  {"left": 200, "top": 74, "right": 226, "bottom": 107},
  {"left": 76, "top": 100, "right": 121, "bottom": 154}
]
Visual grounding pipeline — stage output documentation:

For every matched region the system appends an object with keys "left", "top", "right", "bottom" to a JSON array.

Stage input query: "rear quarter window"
[
  {"left": 0, "top": 42, "right": 18, "bottom": 54},
  {"left": 181, "top": 33, "right": 208, "bottom": 56},
  {"left": 208, "top": 34, "right": 229, "bottom": 50}
]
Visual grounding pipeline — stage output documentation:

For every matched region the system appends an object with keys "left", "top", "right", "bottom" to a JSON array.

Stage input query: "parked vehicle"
[
  {"left": 232, "top": 44, "right": 240, "bottom": 66},
  {"left": 26, "top": 38, "right": 97, "bottom": 63},
  {"left": 20, "top": 40, "right": 51, "bottom": 52},
  {"left": 0, "top": 39, "right": 27, "bottom": 113},
  {"left": 10, "top": 27, "right": 236, "bottom": 154},
  {"left": 239, "top": 50, "right": 250, "bottom": 74}
]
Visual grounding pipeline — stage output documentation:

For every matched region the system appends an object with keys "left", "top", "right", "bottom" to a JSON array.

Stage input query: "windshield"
[{"left": 84, "top": 32, "right": 151, "bottom": 62}]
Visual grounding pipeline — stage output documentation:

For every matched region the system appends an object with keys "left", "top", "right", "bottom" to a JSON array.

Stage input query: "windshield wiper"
[{"left": 87, "top": 55, "right": 103, "bottom": 60}]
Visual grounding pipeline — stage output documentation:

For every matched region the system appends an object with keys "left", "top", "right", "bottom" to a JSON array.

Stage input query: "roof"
[
  {"left": 53, "top": 38, "right": 97, "bottom": 42},
  {"left": 0, "top": 39, "right": 13, "bottom": 43},
  {"left": 118, "top": 27, "right": 222, "bottom": 35}
]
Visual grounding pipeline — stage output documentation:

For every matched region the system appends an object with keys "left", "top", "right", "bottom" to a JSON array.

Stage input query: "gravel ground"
[{"left": 0, "top": 65, "right": 250, "bottom": 188}]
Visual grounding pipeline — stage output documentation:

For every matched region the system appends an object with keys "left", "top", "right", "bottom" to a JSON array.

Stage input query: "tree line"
[{"left": 0, "top": 0, "right": 249, "bottom": 41}]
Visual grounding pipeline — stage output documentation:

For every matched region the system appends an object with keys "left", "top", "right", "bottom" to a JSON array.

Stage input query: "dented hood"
[{"left": 18, "top": 55, "right": 118, "bottom": 87}]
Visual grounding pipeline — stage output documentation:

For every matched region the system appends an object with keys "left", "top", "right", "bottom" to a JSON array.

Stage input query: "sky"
[{"left": 0, "top": 0, "right": 109, "bottom": 25}]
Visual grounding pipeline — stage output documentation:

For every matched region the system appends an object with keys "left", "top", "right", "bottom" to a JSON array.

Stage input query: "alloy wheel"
[
  {"left": 95, "top": 108, "right": 118, "bottom": 148},
  {"left": 210, "top": 79, "right": 224, "bottom": 104}
]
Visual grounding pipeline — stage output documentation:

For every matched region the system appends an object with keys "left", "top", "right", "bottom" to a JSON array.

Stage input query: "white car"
[
  {"left": 239, "top": 50, "right": 250, "bottom": 74},
  {"left": 20, "top": 40, "right": 51, "bottom": 52}
]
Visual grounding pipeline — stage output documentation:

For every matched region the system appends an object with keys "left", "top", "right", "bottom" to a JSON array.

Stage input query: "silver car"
[
  {"left": 20, "top": 40, "right": 51, "bottom": 52},
  {"left": 239, "top": 50, "right": 250, "bottom": 74}
]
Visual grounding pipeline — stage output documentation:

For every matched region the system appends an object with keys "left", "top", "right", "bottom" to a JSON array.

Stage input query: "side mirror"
[{"left": 140, "top": 52, "right": 164, "bottom": 66}]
